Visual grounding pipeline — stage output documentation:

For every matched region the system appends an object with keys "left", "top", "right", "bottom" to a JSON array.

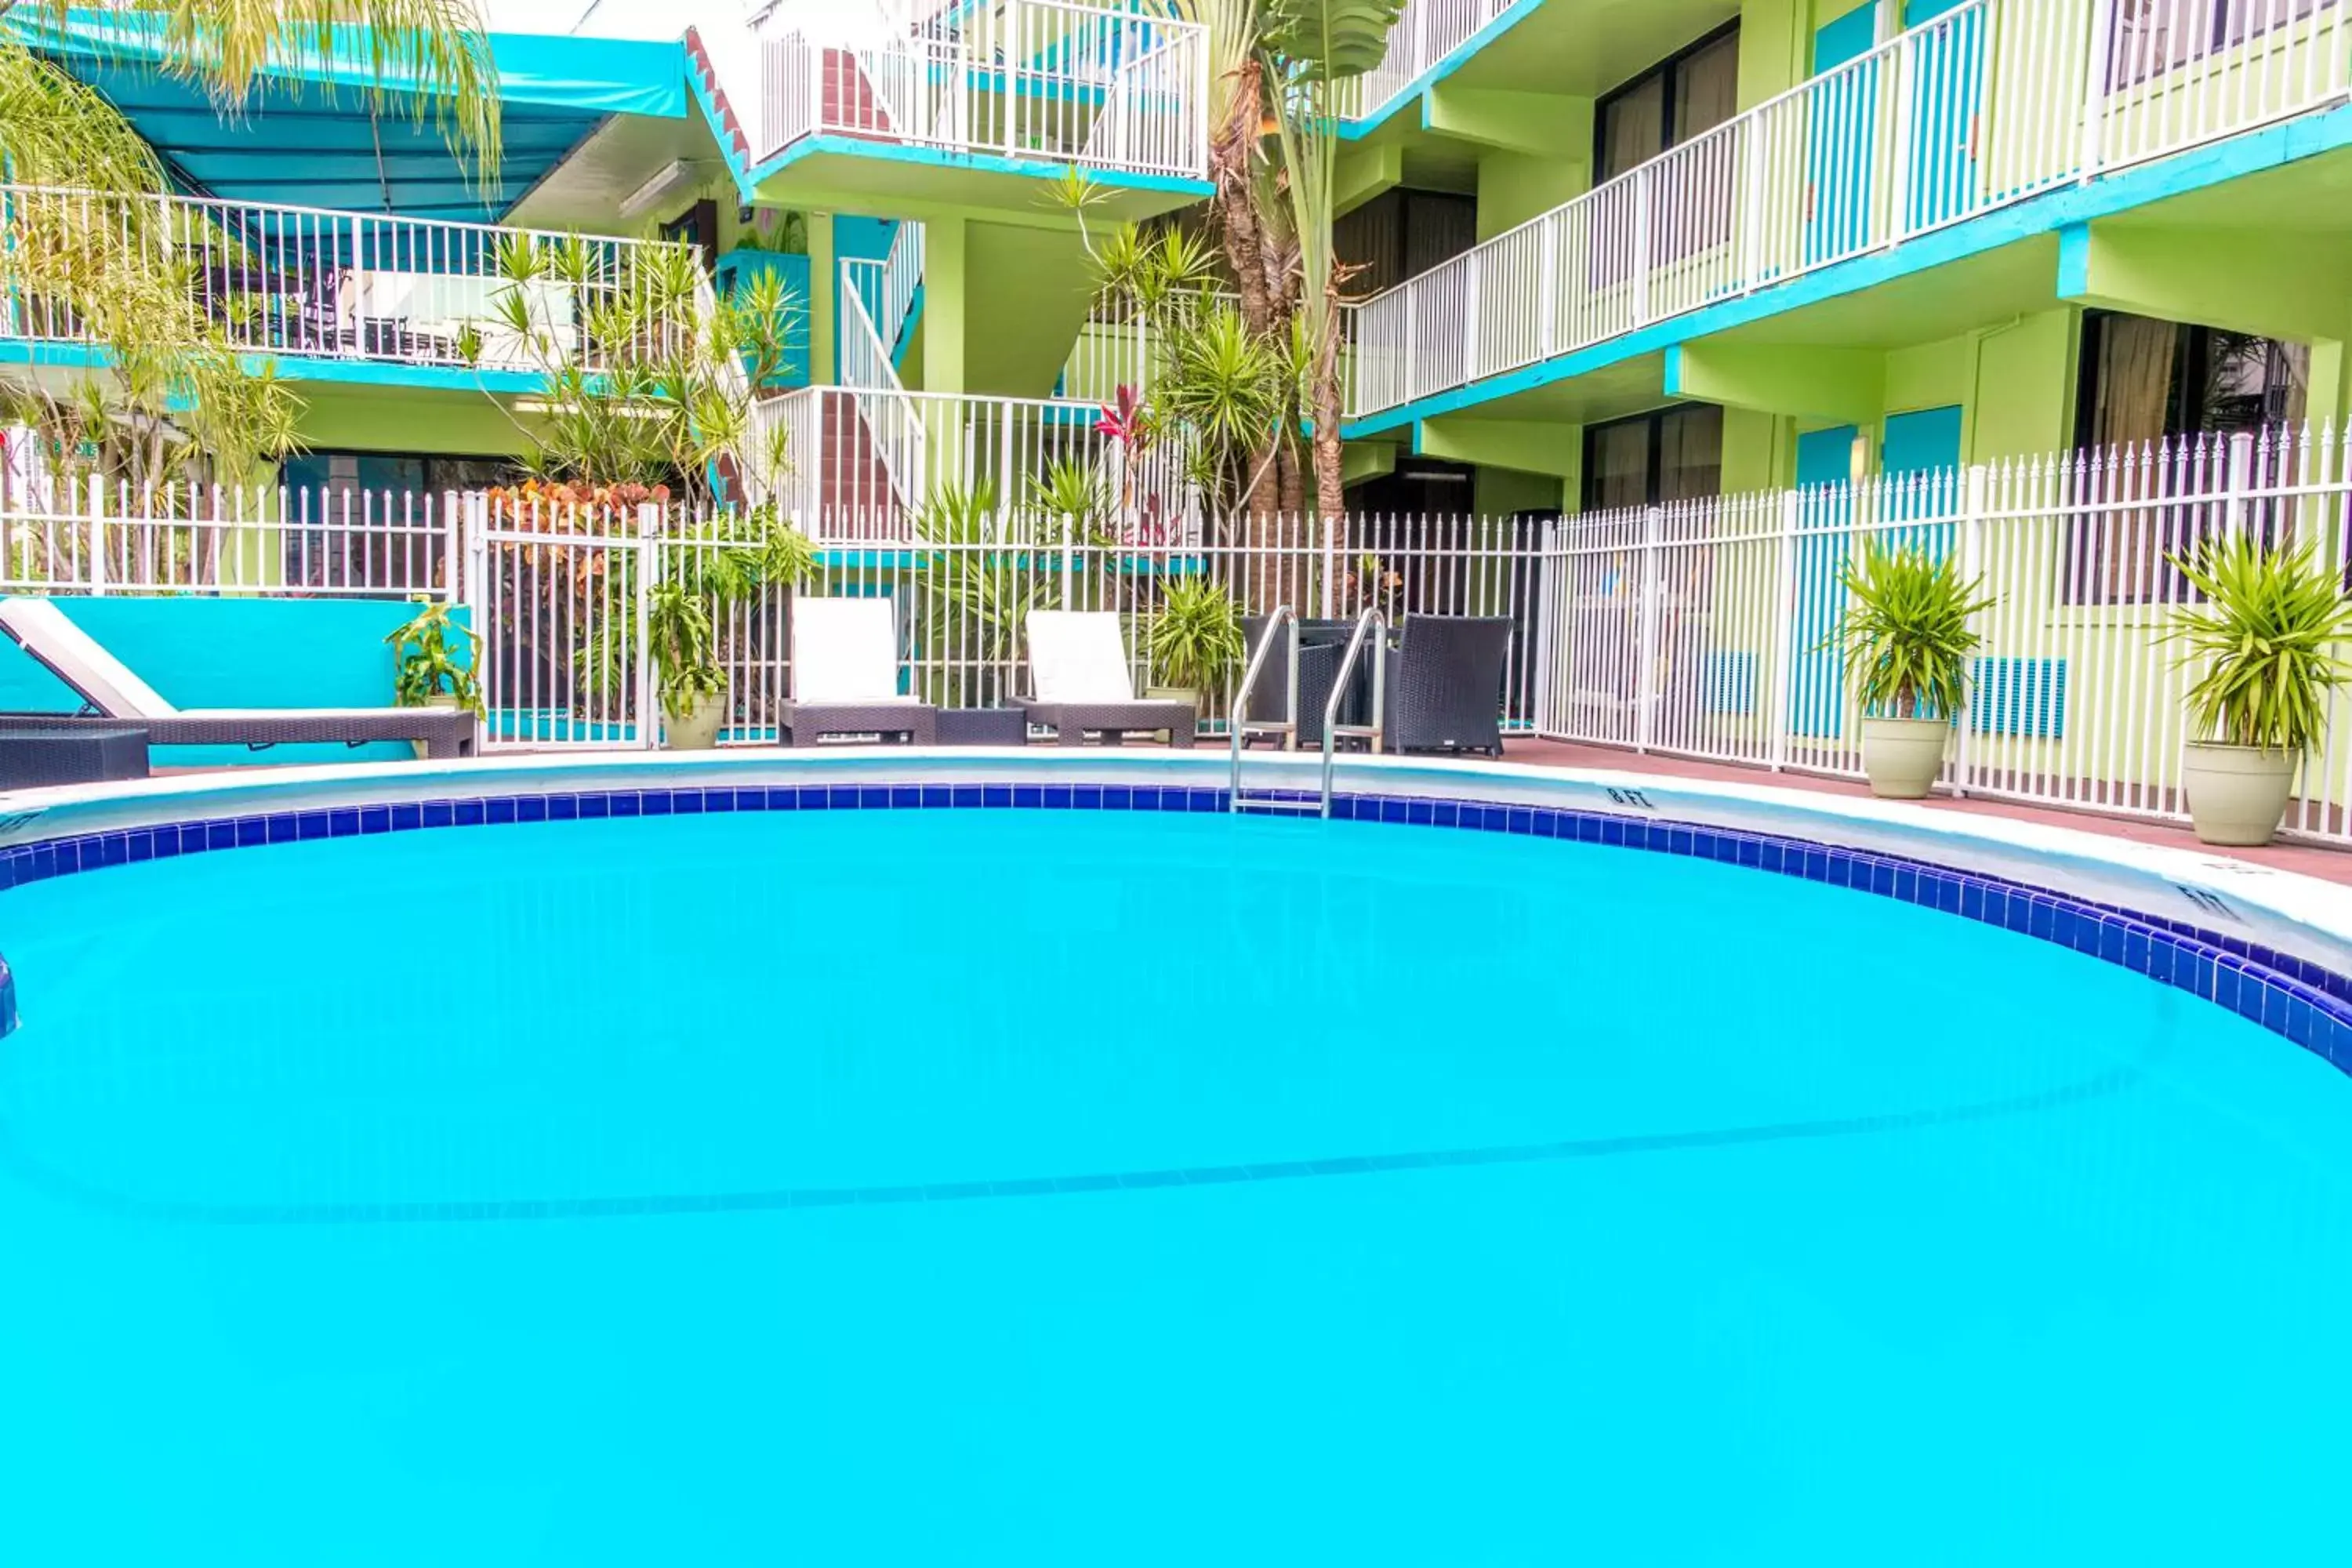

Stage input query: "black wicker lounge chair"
[
  {"left": 775, "top": 597, "right": 938, "bottom": 746},
  {"left": 1015, "top": 611, "right": 1196, "bottom": 746},
  {"left": 0, "top": 597, "right": 475, "bottom": 759},
  {"left": 1380, "top": 615, "right": 1512, "bottom": 757}
]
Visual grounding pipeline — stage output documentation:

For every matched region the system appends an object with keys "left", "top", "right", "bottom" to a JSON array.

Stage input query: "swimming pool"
[{"left": 2, "top": 756, "right": 2350, "bottom": 1564}]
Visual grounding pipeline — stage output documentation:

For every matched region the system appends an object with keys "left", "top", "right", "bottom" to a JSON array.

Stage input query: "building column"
[{"left": 920, "top": 216, "right": 967, "bottom": 397}]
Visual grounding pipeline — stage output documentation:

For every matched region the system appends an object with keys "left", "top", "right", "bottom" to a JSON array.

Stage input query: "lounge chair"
[
  {"left": 1381, "top": 615, "right": 1512, "bottom": 757},
  {"left": 1015, "top": 610, "right": 1196, "bottom": 747},
  {"left": 0, "top": 596, "right": 475, "bottom": 759},
  {"left": 775, "top": 596, "right": 938, "bottom": 746}
]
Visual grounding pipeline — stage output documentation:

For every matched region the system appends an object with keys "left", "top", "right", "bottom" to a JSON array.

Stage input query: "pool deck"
[{"left": 1494, "top": 738, "right": 2352, "bottom": 888}]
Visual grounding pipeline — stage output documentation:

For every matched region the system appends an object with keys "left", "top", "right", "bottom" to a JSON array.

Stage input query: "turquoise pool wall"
[{"left": 0, "top": 597, "right": 470, "bottom": 765}]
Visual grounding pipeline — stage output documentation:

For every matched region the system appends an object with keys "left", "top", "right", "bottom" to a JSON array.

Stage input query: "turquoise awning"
[{"left": 6, "top": 10, "right": 687, "bottom": 222}]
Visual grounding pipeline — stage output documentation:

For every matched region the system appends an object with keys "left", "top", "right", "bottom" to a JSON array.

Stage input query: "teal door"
[
  {"left": 1805, "top": 5, "right": 1881, "bottom": 267},
  {"left": 1791, "top": 425, "right": 1860, "bottom": 738},
  {"left": 1904, "top": 0, "right": 1984, "bottom": 231},
  {"left": 1881, "top": 403, "right": 1963, "bottom": 556}
]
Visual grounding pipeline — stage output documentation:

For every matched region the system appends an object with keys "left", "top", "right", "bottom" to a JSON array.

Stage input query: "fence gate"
[{"left": 466, "top": 498, "right": 655, "bottom": 752}]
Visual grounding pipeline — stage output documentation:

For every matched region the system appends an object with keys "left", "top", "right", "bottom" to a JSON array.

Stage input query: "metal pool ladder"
[
  {"left": 1227, "top": 606, "right": 1316, "bottom": 815},
  {"left": 1319, "top": 608, "right": 1386, "bottom": 818}
]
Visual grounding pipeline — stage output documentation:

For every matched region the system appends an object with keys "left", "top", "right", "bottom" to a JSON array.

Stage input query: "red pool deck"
[{"left": 1495, "top": 737, "right": 2352, "bottom": 889}]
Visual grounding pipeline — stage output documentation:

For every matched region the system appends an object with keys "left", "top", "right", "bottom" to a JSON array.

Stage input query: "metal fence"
[
  {"left": 1538, "top": 423, "right": 2352, "bottom": 846},
  {"left": 0, "top": 479, "right": 463, "bottom": 599},
  {"left": 27, "top": 423, "right": 2352, "bottom": 852}
]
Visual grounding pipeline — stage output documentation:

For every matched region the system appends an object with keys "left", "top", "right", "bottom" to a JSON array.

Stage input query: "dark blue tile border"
[{"left": 2, "top": 779, "right": 2349, "bottom": 1076}]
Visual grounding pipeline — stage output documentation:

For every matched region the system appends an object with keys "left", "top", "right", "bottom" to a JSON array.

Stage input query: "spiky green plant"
[
  {"left": 2165, "top": 532, "right": 2352, "bottom": 753},
  {"left": 1146, "top": 575, "right": 1245, "bottom": 694},
  {"left": 1824, "top": 539, "right": 1993, "bottom": 720}
]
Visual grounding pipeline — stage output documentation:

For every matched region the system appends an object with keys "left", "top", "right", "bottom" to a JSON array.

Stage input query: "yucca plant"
[
  {"left": 2165, "top": 532, "right": 2352, "bottom": 753},
  {"left": 1146, "top": 576, "right": 1246, "bottom": 695},
  {"left": 1824, "top": 539, "right": 1993, "bottom": 719}
]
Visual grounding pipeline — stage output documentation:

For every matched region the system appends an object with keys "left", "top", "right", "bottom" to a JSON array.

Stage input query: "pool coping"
[{"left": 5, "top": 748, "right": 2352, "bottom": 1073}]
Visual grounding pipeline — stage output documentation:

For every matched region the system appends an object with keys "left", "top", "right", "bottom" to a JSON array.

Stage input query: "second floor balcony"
[
  {"left": 1348, "top": 0, "right": 2352, "bottom": 421},
  {"left": 0, "top": 187, "right": 702, "bottom": 386},
  {"left": 750, "top": 0, "right": 1210, "bottom": 212}
]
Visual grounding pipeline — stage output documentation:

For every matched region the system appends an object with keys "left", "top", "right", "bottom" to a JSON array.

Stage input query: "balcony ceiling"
[
  {"left": 1445, "top": 0, "right": 1740, "bottom": 100},
  {"left": 7, "top": 13, "right": 689, "bottom": 223}
]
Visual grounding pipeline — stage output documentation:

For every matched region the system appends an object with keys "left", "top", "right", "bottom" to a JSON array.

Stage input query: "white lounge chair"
[
  {"left": 775, "top": 596, "right": 937, "bottom": 746},
  {"left": 1016, "top": 610, "right": 1196, "bottom": 747},
  {"left": 0, "top": 596, "right": 475, "bottom": 758}
]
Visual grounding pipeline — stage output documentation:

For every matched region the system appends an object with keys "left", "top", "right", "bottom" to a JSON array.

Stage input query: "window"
[
  {"left": 2075, "top": 310, "right": 2309, "bottom": 448},
  {"left": 1581, "top": 405, "right": 1724, "bottom": 512},
  {"left": 1595, "top": 24, "right": 1742, "bottom": 180},
  {"left": 1592, "top": 26, "right": 1742, "bottom": 281},
  {"left": 1334, "top": 189, "right": 1479, "bottom": 299},
  {"left": 2108, "top": 0, "right": 2327, "bottom": 89},
  {"left": 2070, "top": 310, "right": 2312, "bottom": 601}
]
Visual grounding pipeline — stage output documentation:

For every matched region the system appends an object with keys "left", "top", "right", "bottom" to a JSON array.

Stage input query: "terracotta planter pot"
[
  {"left": 2182, "top": 741, "right": 2297, "bottom": 847},
  {"left": 1860, "top": 716, "right": 1949, "bottom": 800}
]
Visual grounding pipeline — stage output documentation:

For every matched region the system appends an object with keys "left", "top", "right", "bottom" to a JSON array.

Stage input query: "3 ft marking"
[{"left": 0, "top": 811, "right": 42, "bottom": 840}]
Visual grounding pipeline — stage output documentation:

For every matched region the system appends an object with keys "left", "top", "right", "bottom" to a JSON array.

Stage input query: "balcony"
[
  {"left": 0, "top": 186, "right": 699, "bottom": 386},
  {"left": 1337, "top": 0, "right": 1519, "bottom": 125},
  {"left": 1348, "top": 0, "right": 2352, "bottom": 419},
  {"left": 750, "top": 0, "right": 1210, "bottom": 216}
]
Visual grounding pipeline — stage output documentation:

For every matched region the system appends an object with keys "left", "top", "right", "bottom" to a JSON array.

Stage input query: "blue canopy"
[{"left": 9, "top": 13, "right": 687, "bottom": 222}]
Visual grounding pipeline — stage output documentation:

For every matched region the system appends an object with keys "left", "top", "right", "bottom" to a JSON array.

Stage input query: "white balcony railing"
[
  {"left": 1350, "top": 0, "right": 2352, "bottom": 416},
  {"left": 755, "top": 0, "right": 1209, "bottom": 181},
  {"left": 755, "top": 383, "right": 1202, "bottom": 545},
  {"left": 0, "top": 186, "right": 701, "bottom": 376},
  {"left": 1335, "top": 0, "right": 1516, "bottom": 124}
]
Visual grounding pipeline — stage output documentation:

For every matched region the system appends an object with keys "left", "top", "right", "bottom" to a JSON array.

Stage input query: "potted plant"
[
  {"left": 386, "top": 601, "right": 482, "bottom": 759},
  {"left": 1145, "top": 575, "right": 1246, "bottom": 733},
  {"left": 2165, "top": 532, "right": 2352, "bottom": 846},
  {"left": 648, "top": 580, "right": 728, "bottom": 750},
  {"left": 1825, "top": 539, "right": 1991, "bottom": 799},
  {"left": 655, "top": 505, "right": 820, "bottom": 750}
]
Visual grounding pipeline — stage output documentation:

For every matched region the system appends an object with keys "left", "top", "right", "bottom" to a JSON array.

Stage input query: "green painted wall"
[
  {"left": 297, "top": 386, "right": 535, "bottom": 456},
  {"left": 1478, "top": 148, "right": 1592, "bottom": 241},
  {"left": 1474, "top": 466, "right": 1567, "bottom": 515},
  {"left": 1721, "top": 406, "right": 1791, "bottom": 492},
  {"left": 1966, "top": 308, "right": 2078, "bottom": 460}
]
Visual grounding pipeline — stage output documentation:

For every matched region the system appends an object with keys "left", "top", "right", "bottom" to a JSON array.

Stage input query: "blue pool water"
[{"left": 1, "top": 808, "right": 2348, "bottom": 1564}]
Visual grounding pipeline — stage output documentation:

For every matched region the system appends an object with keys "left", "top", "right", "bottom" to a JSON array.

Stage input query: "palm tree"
[{"left": 1261, "top": 0, "right": 1404, "bottom": 520}]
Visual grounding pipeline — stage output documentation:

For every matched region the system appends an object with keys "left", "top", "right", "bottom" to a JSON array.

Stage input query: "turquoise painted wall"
[{"left": 0, "top": 597, "right": 470, "bottom": 766}]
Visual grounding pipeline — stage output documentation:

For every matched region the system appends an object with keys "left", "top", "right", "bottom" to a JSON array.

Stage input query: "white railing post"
[
  {"left": 1630, "top": 169, "right": 1653, "bottom": 325},
  {"left": 85, "top": 474, "right": 107, "bottom": 596},
  {"left": 1062, "top": 525, "right": 1077, "bottom": 608},
  {"left": 1464, "top": 246, "right": 1483, "bottom": 380},
  {"left": 2226, "top": 430, "right": 2256, "bottom": 541},
  {"left": 1635, "top": 503, "right": 1662, "bottom": 752},
  {"left": 2076, "top": 0, "right": 2115, "bottom": 180},
  {"left": 1885, "top": 30, "right": 1917, "bottom": 244},
  {"left": 636, "top": 502, "right": 659, "bottom": 750},
  {"left": 1738, "top": 118, "right": 1766, "bottom": 292},
  {"left": 1320, "top": 512, "right": 1338, "bottom": 619},
  {"left": 1766, "top": 488, "right": 1799, "bottom": 771},
  {"left": 1537, "top": 213, "right": 1559, "bottom": 358},
  {"left": 1952, "top": 463, "right": 1986, "bottom": 797}
]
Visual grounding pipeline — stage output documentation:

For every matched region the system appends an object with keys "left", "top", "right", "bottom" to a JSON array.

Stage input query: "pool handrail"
[{"left": 1320, "top": 607, "right": 1387, "bottom": 817}]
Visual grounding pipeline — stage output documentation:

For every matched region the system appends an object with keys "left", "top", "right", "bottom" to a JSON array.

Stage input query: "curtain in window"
[{"left": 1600, "top": 78, "right": 1664, "bottom": 181}]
